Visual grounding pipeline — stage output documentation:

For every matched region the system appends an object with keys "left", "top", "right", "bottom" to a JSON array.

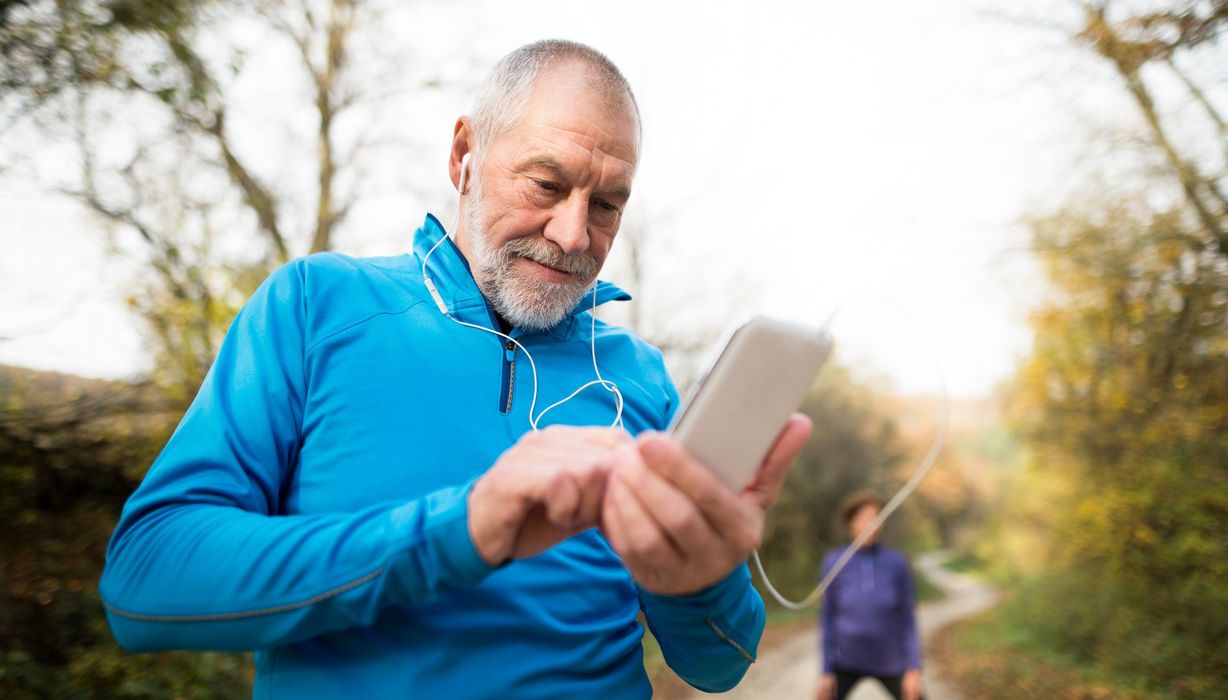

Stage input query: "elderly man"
[{"left": 100, "top": 40, "right": 812, "bottom": 698}]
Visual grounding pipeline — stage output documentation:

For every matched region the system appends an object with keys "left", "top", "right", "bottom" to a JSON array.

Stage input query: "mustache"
[{"left": 502, "top": 237, "right": 598, "bottom": 278}]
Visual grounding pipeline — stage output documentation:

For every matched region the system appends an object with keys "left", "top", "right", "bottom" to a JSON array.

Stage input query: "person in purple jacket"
[{"left": 817, "top": 490, "right": 923, "bottom": 700}]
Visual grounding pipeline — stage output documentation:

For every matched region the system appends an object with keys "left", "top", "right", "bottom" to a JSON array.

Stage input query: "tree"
[
  {"left": 1005, "top": 192, "right": 1228, "bottom": 694},
  {"left": 2, "top": 0, "right": 396, "bottom": 396}
]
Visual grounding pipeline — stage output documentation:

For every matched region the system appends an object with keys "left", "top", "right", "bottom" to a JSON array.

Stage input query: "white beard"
[{"left": 464, "top": 183, "right": 599, "bottom": 330}]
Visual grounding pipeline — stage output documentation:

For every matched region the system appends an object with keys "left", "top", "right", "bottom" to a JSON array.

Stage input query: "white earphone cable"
[{"left": 751, "top": 296, "right": 950, "bottom": 610}]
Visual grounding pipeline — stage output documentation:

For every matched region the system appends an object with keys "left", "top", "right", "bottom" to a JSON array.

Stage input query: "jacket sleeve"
[
  {"left": 900, "top": 555, "right": 923, "bottom": 669},
  {"left": 637, "top": 564, "right": 765, "bottom": 692},
  {"left": 98, "top": 261, "right": 494, "bottom": 653},
  {"left": 819, "top": 552, "right": 838, "bottom": 673}
]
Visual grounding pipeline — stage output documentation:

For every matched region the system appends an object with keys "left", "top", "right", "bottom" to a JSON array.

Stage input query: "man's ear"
[{"left": 449, "top": 117, "right": 475, "bottom": 194}]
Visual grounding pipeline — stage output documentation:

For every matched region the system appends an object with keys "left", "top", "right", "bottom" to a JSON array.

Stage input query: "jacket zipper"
[{"left": 499, "top": 340, "right": 516, "bottom": 414}]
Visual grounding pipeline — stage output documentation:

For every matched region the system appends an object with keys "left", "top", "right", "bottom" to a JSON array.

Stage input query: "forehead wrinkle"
[
  {"left": 517, "top": 136, "right": 635, "bottom": 194},
  {"left": 506, "top": 80, "right": 636, "bottom": 146},
  {"left": 522, "top": 155, "right": 567, "bottom": 177},
  {"left": 593, "top": 151, "right": 633, "bottom": 200},
  {"left": 531, "top": 117, "right": 638, "bottom": 163}
]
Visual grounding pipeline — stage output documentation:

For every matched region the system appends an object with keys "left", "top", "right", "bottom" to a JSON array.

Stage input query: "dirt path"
[{"left": 679, "top": 551, "right": 997, "bottom": 699}]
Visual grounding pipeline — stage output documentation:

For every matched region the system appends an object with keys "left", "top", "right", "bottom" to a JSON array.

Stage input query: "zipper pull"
[{"left": 504, "top": 340, "right": 516, "bottom": 362}]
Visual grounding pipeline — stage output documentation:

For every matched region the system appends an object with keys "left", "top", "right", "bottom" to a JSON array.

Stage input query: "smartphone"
[{"left": 668, "top": 316, "right": 834, "bottom": 491}]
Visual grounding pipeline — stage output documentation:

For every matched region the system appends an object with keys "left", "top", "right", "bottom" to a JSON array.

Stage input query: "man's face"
[{"left": 459, "top": 63, "right": 639, "bottom": 330}]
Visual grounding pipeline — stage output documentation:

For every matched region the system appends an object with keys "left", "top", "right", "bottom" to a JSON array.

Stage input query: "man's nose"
[{"left": 543, "top": 197, "right": 590, "bottom": 255}]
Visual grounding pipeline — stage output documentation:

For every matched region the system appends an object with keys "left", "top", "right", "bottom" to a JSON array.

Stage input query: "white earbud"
[{"left": 458, "top": 153, "right": 471, "bottom": 195}]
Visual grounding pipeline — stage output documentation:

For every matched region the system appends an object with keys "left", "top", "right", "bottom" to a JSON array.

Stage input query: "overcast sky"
[{"left": 1, "top": 0, "right": 1154, "bottom": 397}]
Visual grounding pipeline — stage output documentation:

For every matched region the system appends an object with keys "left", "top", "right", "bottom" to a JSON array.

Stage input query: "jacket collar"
[{"left": 412, "top": 213, "right": 631, "bottom": 338}]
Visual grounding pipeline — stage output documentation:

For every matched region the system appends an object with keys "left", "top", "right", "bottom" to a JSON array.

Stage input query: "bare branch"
[
  {"left": 1125, "top": 1, "right": 1228, "bottom": 56},
  {"left": 1164, "top": 54, "right": 1228, "bottom": 161},
  {"left": 1076, "top": 2, "right": 1228, "bottom": 256},
  {"left": 203, "top": 108, "right": 290, "bottom": 261},
  {"left": 307, "top": 0, "right": 356, "bottom": 254}
]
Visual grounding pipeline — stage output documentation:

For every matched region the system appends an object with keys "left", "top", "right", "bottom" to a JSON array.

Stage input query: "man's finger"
[
  {"left": 542, "top": 471, "right": 582, "bottom": 527},
  {"left": 635, "top": 432, "right": 748, "bottom": 536},
  {"left": 573, "top": 456, "right": 611, "bottom": 526},
  {"left": 599, "top": 480, "right": 626, "bottom": 549},
  {"left": 607, "top": 472, "right": 684, "bottom": 564},
  {"left": 616, "top": 448, "right": 721, "bottom": 559},
  {"left": 744, "top": 413, "right": 813, "bottom": 510}
]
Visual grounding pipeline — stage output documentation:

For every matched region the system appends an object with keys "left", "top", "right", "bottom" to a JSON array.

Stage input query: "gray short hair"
[{"left": 469, "top": 40, "right": 640, "bottom": 159}]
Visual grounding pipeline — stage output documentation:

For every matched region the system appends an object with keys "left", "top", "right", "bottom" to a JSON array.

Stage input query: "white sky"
[{"left": 0, "top": 0, "right": 1158, "bottom": 397}]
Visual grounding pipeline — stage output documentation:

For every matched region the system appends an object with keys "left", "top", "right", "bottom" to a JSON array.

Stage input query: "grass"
[
  {"left": 939, "top": 549, "right": 986, "bottom": 574},
  {"left": 764, "top": 605, "right": 816, "bottom": 627},
  {"left": 931, "top": 598, "right": 1186, "bottom": 700},
  {"left": 640, "top": 620, "right": 664, "bottom": 671},
  {"left": 911, "top": 560, "right": 942, "bottom": 603}
]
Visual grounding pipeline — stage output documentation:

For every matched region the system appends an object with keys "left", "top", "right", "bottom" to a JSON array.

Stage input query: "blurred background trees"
[
  {"left": 961, "top": 1, "right": 1228, "bottom": 696},
  {"left": 0, "top": 365, "right": 252, "bottom": 695}
]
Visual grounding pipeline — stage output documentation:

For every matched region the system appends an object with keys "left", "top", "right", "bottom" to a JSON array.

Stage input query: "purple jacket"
[{"left": 819, "top": 545, "right": 922, "bottom": 676}]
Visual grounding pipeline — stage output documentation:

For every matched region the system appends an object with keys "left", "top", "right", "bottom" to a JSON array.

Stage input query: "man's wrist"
[
  {"left": 466, "top": 476, "right": 516, "bottom": 567},
  {"left": 640, "top": 564, "right": 744, "bottom": 604}
]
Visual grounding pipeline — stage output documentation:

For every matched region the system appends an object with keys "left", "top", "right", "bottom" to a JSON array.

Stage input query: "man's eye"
[
  {"left": 595, "top": 200, "right": 619, "bottom": 213},
  {"left": 535, "top": 179, "right": 560, "bottom": 193}
]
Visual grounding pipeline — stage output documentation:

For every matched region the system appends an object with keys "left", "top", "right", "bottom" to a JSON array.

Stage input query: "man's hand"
[
  {"left": 599, "top": 413, "right": 813, "bottom": 595},
  {"left": 468, "top": 426, "right": 630, "bottom": 566},
  {"left": 902, "top": 668, "right": 922, "bottom": 700}
]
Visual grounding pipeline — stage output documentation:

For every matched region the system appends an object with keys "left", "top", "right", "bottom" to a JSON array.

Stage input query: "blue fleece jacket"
[
  {"left": 99, "top": 215, "right": 765, "bottom": 698},
  {"left": 819, "top": 545, "right": 921, "bottom": 677}
]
